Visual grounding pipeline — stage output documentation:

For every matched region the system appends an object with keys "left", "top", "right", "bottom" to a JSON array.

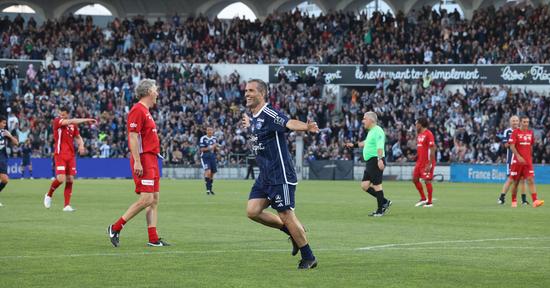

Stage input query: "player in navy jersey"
[
  {"left": 0, "top": 115, "right": 19, "bottom": 207},
  {"left": 242, "top": 79, "right": 319, "bottom": 270},
  {"left": 199, "top": 127, "right": 218, "bottom": 195},
  {"left": 497, "top": 116, "right": 528, "bottom": 206}
]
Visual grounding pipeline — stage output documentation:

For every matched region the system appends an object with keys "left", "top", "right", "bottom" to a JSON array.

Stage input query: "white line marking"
[
  {"left": 356, "top": 237, "right": 549, "bottom": 250},
  {"left": 1, "top": 237, "right": 548, "bottom": 260}
]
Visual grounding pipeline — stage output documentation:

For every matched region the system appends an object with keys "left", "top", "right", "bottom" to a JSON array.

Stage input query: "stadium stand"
[{"left": 1, "top": 3, "right": 549, "bottom": 166}]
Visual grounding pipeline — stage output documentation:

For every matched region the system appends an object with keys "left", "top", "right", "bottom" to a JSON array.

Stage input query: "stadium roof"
[{"left": 1, "top": 0, "right": 549, "bottom": 20}]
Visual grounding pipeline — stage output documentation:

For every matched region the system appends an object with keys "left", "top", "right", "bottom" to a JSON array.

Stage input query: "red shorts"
[
  {"left": 54, "top": 154, "right": 77, "bottom": 175},
  {"left": 131, "top": 153, "right": 160, "bottom": 193},
  {"left": 413, "top": 162, "right": 435, "bottom": 180},
  {"left": 509, "top": 163, "right": 534, "bottom": 181}
]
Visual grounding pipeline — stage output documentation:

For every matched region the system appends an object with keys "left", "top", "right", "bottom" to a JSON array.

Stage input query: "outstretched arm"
[
  {"left": 60, "top": 118, "right": 97, "bottom": 126},
  {"left": 345, "top": 141, "right": 364, "bottom": 148},
  {"left": 286, "top": 119, "right": 319, "bottom": 133}
]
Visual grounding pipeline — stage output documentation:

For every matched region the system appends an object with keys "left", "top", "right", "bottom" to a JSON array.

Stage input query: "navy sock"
[
  {"left": 0, "top": 182, "right": 6, "bottom": 192},
  {"left": 210, "top": 179, "right": 214, "bottom": 190},
  {"left": 521, "top": 194, "right": 527, "bottom": 203},
  {"left": 499, "top": 193, "right": 506, "bottom": 201},
  {"left": 280, "top": 226, "right": 291, "bottom": 236},
  {"left": 204, "top": 177, "right": 211, "bottom": 191},
  {"left": 299, "top": 244, "right": 315, "bottom": 260}
]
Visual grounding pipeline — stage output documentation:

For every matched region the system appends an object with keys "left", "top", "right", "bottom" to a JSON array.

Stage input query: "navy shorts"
[
  {"left": 0, "top": 160, "right": 7, "bottom": 174},
  {"left": 249, "top": 180, "right": 296, "bottom": 212},
  {"left": 201, "top": 155, "right": 217, "bottom": 173}
]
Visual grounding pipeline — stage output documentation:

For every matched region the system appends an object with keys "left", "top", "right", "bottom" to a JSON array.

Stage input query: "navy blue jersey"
[
  {"left": 249, "top": 104, "right": 297, "bottom": 185},
  {"left": 0, "top": 129, "right": 8, "bottom": 159},
  {"left": 199, "top": 135, "right": 217, "bottom": 157},
  {"left": 502, "top": 128, "right": 513, "bottom": 165}
]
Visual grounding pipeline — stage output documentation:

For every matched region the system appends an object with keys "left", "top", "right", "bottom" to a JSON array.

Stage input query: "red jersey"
[
  {"left": 416, "top": 129, "right": 435, "bottom": 164},
  {"left": 53, "top": 117, "right": 80, "bottom": 157},
  {"left": 127, "top": 103, "right": 160, "bottom": 154},
  {"left": 508, "top": 128, "right": 535, "bottom": 164}
]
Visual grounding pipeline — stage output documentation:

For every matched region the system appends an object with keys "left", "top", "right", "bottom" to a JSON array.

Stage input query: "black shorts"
[{"left": 362, "top": 157, "right": 385, "bottom": 185}]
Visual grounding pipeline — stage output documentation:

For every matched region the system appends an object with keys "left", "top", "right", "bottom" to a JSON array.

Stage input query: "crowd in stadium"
[
  {"left": 2, "top": 4, "right": 550, "bottom": 64},
  {"left": 1, "top": 3, "right": 550, "bottom": 167}
]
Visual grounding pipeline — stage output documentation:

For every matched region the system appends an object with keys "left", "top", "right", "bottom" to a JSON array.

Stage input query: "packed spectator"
[
  {"left": 1, "top": 3, "right": 550, "bottom": 167},
  {"left": 1, "top": 4, "right": 550, "bottom": 64},
  {"left": 305, "top": 80, "right": 550, "bottom": 164}
]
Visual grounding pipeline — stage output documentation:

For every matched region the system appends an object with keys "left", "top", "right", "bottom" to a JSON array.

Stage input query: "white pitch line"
[
  {"left": 355, "top": 237, "right": 550, "bottom": 251},
  {"left": 1, "top": 237, "right": 548, "bottom": 260}
]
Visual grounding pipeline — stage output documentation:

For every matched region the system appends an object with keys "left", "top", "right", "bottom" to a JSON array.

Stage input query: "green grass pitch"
[{"left": 0, "top": 179, "right": 549, "bottom": 288}]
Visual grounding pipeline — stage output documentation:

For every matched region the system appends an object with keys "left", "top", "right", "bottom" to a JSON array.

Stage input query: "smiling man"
[
  {"left": 108, "top": 78, "right": 169, "bottom": 247},
  {"left": 242, "top": 79, "right": 319, "bottom": 269}
]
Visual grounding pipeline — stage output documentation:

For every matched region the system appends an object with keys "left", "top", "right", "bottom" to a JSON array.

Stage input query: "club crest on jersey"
[
  {"left": 255, "top": 120, "right": 263, "bottom": 130},
  {"left": 274, "top": 116, "right": 285, "bottom": 126}
]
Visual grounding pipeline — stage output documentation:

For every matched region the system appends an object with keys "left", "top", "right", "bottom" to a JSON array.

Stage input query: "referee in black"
[{"left": 346, "top": 111, "right": 391, "bottom": 216}]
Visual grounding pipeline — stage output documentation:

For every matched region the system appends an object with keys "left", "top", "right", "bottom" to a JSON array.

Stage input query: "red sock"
[
  {"left": 426, "top": 182, "right": 433, "bottom": 204},
  {"left": 64, "top": 182, "right": 73, "bottom": 207},
  {"left": 512, "top": 193, "right": 517, "bottom": 202},
  {"left": 148, "top": 227, "right": 159, "bottom": 243},
  {"left": 414, "top": 181, "right": 426, "bottom": 200},
  {"left": 48, "top": 179, "right": 61, "bottom": 197},
  {"left": 531, "top": 193, "right": 538, "bottom": 202},
  {"left": 112, "top": 217, "right": 127, "bottom": 231}
]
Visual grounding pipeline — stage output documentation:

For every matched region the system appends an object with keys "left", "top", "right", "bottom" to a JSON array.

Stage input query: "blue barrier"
[
  {"left": 7, "top": 158, "right": 162, "bottom": 179},
  {"left": 450, "top": 164, "right": 550, "bottom": 184}
]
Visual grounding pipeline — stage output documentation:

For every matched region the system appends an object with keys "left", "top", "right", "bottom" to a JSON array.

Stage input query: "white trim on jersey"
[
  {"left": 138, "top": 133, "right": 143, "bottom": 154},
  {"left": 253, "top": 103, "right": 268, "bottom": 118},
  {"left": 263, "top": 107, "right": 278, "bottom": 119},
  {"left": 275, "top": 132, "right": 298, "bottom": 185},
  {"left": 56, "top": 128, "right": 62, "bottom": 154}
]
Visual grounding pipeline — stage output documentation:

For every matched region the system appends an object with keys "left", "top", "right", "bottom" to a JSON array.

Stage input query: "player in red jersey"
[
  {"left": 508, "top": 116, "right": 544, "bottom": 208},
  {"left": 412, "top": 117, "right": 436, "bottom": 207},
  {"left": 43, "top": 106, "right": 96, "bottom": 211},
  {"left": 107, "top": 79, "right": 170, "bottom": 247}
]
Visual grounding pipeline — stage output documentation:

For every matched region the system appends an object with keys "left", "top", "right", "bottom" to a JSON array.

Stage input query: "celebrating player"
[
  {"left": 108, "top": 79, "right": 170, "bottom": 247},
  {"left": 200, "top": 126, "right": 218, "bottom": 195},
  {"left": 43, "top": 106, "right": 96, "bottom": 212},
  {"left": 498, "top": 116, "right": 527, "bottom": 206},
  {"left": 508, "top": 116, "right": 544, "bottom": 208},
  {"left": 412, "top": 117, "right": 436, "bottom": 207},
  {"left": 242, "top": 79, "right": 319, "bottom": 269},
  {"left": 0, "top": 115, "right": 19, "bottom": 207}
]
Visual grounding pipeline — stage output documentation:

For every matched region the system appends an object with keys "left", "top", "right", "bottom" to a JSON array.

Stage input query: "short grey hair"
[
  {"left": 248, "top": 79, "right": 268, "bottom": 97},
  {"left": 365, "top": 111, "right": 378, "bottom": 123},
  {"left": 135, "top": 78, "right": 157, "bottom": 99}
]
